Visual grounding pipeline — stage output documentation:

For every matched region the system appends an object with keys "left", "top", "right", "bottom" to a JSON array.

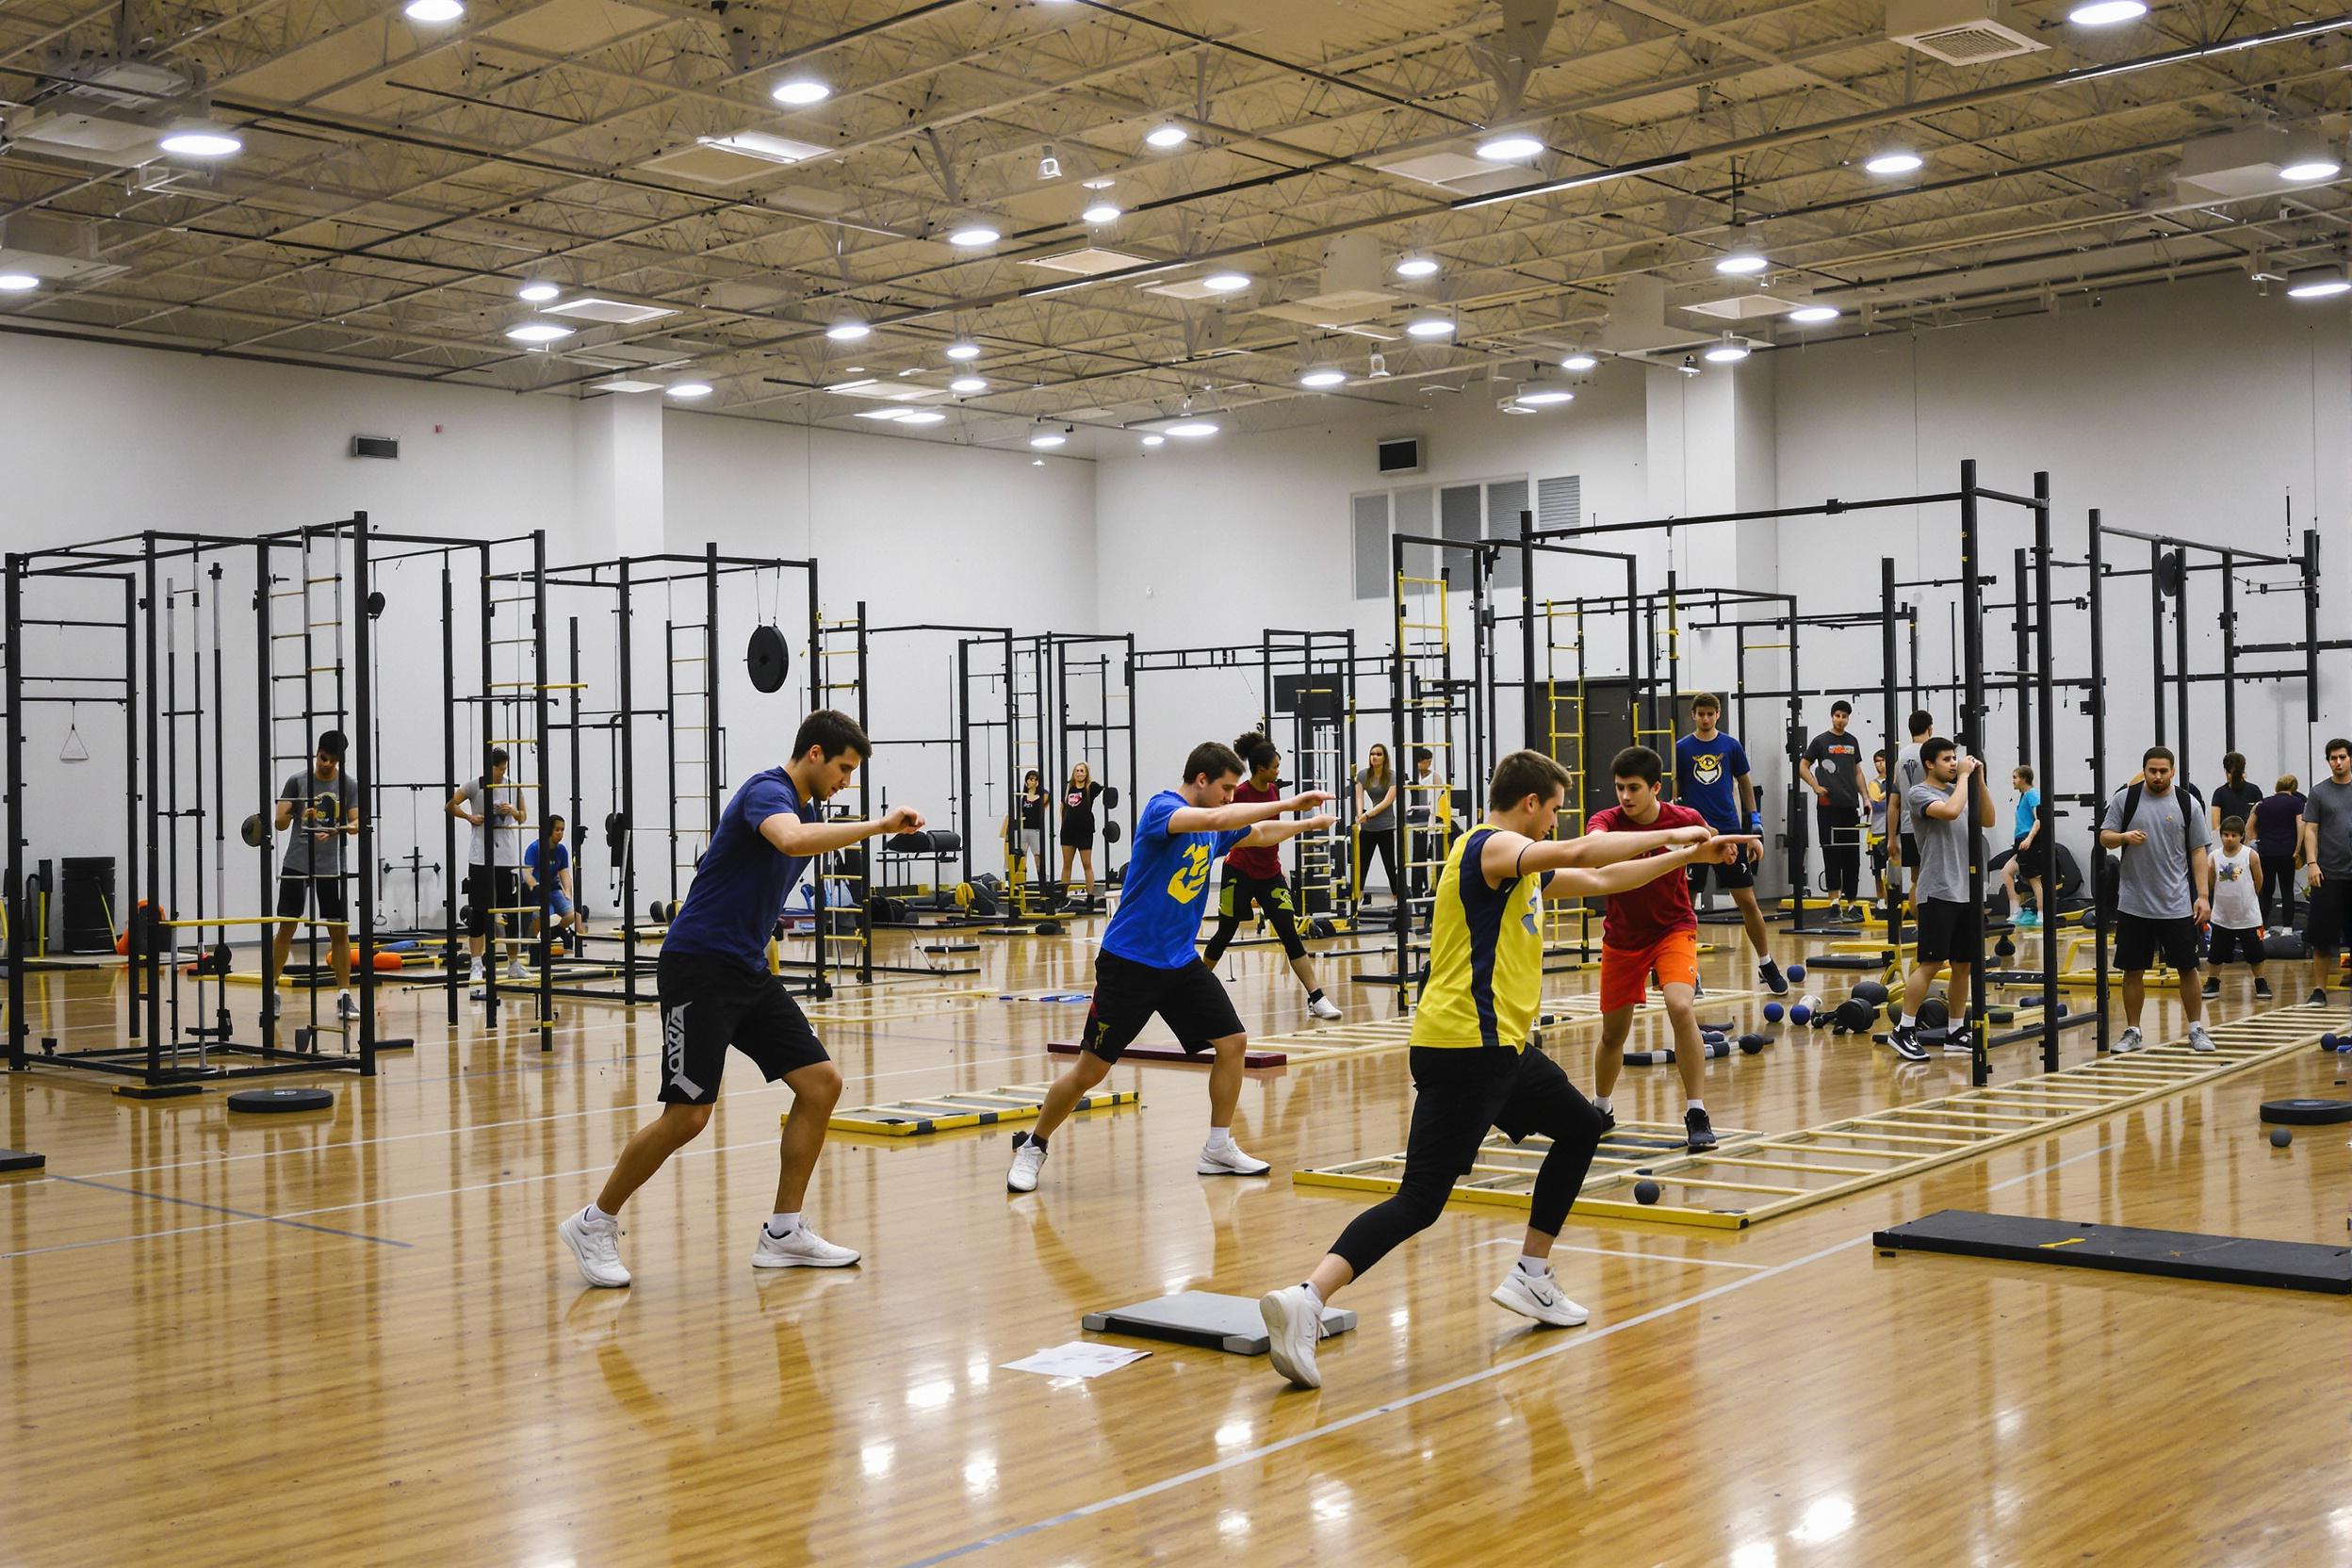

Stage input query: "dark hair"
[
  {"left": 1023, "top": 769, "right": 1041, "bottom": 788},
  {"left": 547, "top": 814, "right": 565, "bottom": 830},
  {"left": 2143, "top": 745, "right": 2175, "bottom": 768},
  {"left": 793, "top": 709, "right": 872, "bottom": 762},
  {"left": 317, "top": 729, "right": 348, "bottom": 760},
  {"left": 2328, "top": 738, "right": 2352, "bottom": 760},
  {"left": 2014, "top": 764, "right": 2034, "bottom": 786},
  {"left": 1184, "top": 741, "right": 1244, "bottom": 786},
  {"left": 1490, "top": 748, "right": 1573, "bottom": 810},
  {"left": 1412, "top": 745, "right": 1433, "bottom": 766},
  {"left": 1830, "top": 700, "right": 1852, "bottom": 718},
  {"left": 1233, "top": 730, "right": 1279, "bottom": 773},
  {"left": 2223, "top": 751, "right": 2246, "bottom": 787},
  {"left": 1921, "top": 738, "right": 1956, "bottom": 767},
  {"left": 2221, "top": 815, "right": 2247, "bottom": 836},
  {"left": 1908, "top": 710, "right": 1933, "bottom": 737},
  {"left": 1872, "top": 748, "right": 1887, "bottom": 764},
  {"left": 1611, "top": 745, "right": 1663, "bottom": 787},
  {"left": 482, "top": 745, "right": 509, "bottom": 786},
  {"left": 1690, "top": 692, "right": 1721, "bottom": 713}
]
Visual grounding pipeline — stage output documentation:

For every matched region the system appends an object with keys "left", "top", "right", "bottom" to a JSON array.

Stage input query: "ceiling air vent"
[{"left": 1886, "top": 1, "right": 2046, "bottom": 67}]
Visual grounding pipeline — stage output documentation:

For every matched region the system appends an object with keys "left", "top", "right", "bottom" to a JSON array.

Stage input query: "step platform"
[
  {"left": 1083, "top": 1291, "right": 1356, "bottom": 1355},
  {"left": 1049, "top": 1039, "right": 1288, "bottom": 1068},
  {"left": 829, "top": 1081, "right": 1138, "bottom": 1137},
  {"left": 0, "top": 1148, "right": 43, "bottom": 1175},
  {"left": 1873, "top": 1209, "right": 2352, "bottom": 1295}
]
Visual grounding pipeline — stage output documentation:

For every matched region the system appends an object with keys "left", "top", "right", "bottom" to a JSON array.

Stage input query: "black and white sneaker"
[
  {"left": 1684, "top": 1106, "right": 1717, "bottom": 1152},
  {"left": 1942, "top": 1028, "right": 1977, "bottom": 1056},
  {"left": 1888, "top": 1024, "right": 1929, "bottom": 1063},
  {"left": 1594, "top": 1103, "right": 1617, "bottom": 1135},
  {"left": 1757, "top": 960, "right": 1789, "bottom": 997},
  {"left": 2255, "top": 978, "right": 2274, "bottom": 1001},
  {"left": 2311, "top": 988, "right": 2331, "bottom": 1008},
  {"left": 2201, "top": 976, "right": 2220, "bottom": 1000}
]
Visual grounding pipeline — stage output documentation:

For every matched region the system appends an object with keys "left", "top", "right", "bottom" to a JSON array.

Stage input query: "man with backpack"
[{"left": 2099, "top": 746, "right": 2214, "bottom": 1053}]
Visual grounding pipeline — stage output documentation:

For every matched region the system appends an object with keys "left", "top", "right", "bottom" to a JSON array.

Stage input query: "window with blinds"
[{"left": 1349, "top": 474, "right": 1536, "bottom": 600}]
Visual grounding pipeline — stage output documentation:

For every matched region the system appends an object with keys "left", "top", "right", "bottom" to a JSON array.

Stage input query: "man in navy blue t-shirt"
[
  {"left": 559, "top": 710, "right": 923, "bottom": 1289},
  {"left": 1005, "top": 739, "right": 1333, "bottom": 1192},
  {"left": 1673, "top": 694, "right": 1787, "bottom": 995}
]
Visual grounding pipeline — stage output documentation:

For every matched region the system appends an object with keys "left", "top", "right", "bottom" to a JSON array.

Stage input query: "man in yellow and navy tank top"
[{"left": 1258, "top": 750, "right": 1754, "bottom": 1390}]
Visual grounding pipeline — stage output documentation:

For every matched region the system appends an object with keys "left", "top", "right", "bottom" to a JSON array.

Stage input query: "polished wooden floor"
[{"left": 5, "top": 917, "right": 2348, "bottom": 1566}]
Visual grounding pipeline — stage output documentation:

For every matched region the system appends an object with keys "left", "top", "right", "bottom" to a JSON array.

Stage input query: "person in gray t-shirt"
[
  {"left": 1889, "top": 738, "right": 1996, "bottom": 1058},
  {"left": 270, "top": 729, "right": 360, "bottom": 1018},
  {"left": 447, "top": 747, "right": 531, "bottom": 982},
  {"left": 1353, "top": 743, "right": 1400, "bottom": 905},
  {"left": 2299, "top": 738, "right": 2352, "bottom": 1004},
  {"left": 2099, "top": 746, "right": 2213, "bottom": 1053},
  {"left": 1888, "top": 710, "right": 1934, "bottom": 887}
]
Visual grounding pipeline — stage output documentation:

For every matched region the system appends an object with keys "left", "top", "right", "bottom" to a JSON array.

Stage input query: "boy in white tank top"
[{"left": 2205, "top": 816, "right": 2270, "bottom": 1003}]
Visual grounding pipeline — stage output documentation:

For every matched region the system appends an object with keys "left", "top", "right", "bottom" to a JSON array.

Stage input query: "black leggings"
[
  {"left": 2260, "top": 849, "right": 2298, "bottom": 928},
  {"left": 1359, "top": 826, "right": 1401, "bottom": 903},
  {"left": 1816, "top": 802, "right": 1860, "bottom": 900},
  {"left": 1331, "top": 1044, "right": 1603, "bottom": 1275},
  {"left": 1202, "top": 871, "right": 1305, "bottom": 965}
]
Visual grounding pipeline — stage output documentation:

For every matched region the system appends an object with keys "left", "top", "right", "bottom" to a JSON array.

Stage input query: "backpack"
[{"left": 2096, "top": 779, "right": 2205, "bottom": 920}]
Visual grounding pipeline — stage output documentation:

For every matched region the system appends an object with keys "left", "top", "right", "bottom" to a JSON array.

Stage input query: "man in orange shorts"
[{"left": 1588, "top": 745, "right": 1718, "bottom": 1152}]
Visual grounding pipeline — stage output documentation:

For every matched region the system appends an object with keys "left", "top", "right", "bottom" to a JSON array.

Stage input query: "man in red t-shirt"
[
  {"left": 1200, "top": 731, "right": 1343, "bottom": 1019},
  {"left": 1586, "top": 745, "right": 1717, "bottom": 1151}
]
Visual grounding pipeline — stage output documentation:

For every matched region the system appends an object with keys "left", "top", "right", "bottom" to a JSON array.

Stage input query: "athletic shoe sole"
[{"left": 1259, "top": 1292, "right": 1320, "bottom": 1389}]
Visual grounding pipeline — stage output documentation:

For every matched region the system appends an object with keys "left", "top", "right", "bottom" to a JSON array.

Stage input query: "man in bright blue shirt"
[
  {"left": 559, "top": 710, "right": 924, "bottom": 1290},
  {"left": 1007, "top": 739, "right": 1333, "bottom": 1192},
  {"left": 1995, "top": 764, "right": 2045, "bottom": 927},
  {"left": 1673, "top": 693, "right": 1787, "bottom": 994}
]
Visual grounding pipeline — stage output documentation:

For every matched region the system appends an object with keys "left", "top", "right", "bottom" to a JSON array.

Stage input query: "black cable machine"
[{"left": 995, "top": 632, "right": 1136, "bottom": 911}]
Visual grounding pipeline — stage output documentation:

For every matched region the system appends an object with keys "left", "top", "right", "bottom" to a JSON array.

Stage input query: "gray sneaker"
[
  {"left": 2112, "top": 1026, "right": 2144, "bottom": 1054},
  {"left": 2187, "top": 1021, "right": 2216, "bottom": 1053}
]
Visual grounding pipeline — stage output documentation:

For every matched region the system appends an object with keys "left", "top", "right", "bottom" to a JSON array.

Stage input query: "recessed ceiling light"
[
  {"left": 1145, "top": 123, "right": 1190, "bottom": 150},
  {"left": 1164, "top": 420, "right": 1219, "bottom": 438},
  {"left": 505, "top": 321, "right": 574, "bottom": 343},
  {"left": 1201, "top": 271, "right": 1251, "bottom": 292},
  {"left": 950, "top": 375, "right": 988, "bottom": 394},
  {"left": 1560, "top": 352, "right": 1598, "bottom": 371},
  {"left": 772, "top": 77, "right": 830, "bottom": 106},
  {"left": 403, "top": 0, "right": 464, "bottom": 19},
  {"left": 0, "top": 272, "right": 40, "bottom": 292},
  {"left": 1298, "top": 365, "right": 1347, "bottom": 389},
  {"left": 516, "top": 280, "right": 560, "bottom": 302},
  {"left": 896, "top": 409, "right": 948, "bottom": 425},
  {"left": 1864, "top": 151, "right": 1923, "bottom": 176},
  {"left": 2280, "top": 131, "right": 2343, "bottom": 184},
  {"left": 1704, "top": 335, "right": 1751, "bottom": 363},
  {"left": 1475, "top": 134, "right": 1544, "bottom": 162},
  {"left": 159, "top": 129, "right": 242, "bottom": 158},
  {"left": 1082, "top": 202, "right": 1122, "bottom": 224},
  {"left": 1140, "top": 434, "right": 1166, "bottom": 447},
  {"left": 1788, "top": 304, "right": 1840, "bottom": 324},
  {"left": 2067, "top": 0, "right": 2146, "bottom": 23},
  {"left": 946, "top": 222, "right": 1002, "bottom": 248},
  {"left": 1030, "top": 430, "right": 1068, "bottom": 449},
  {"left": 1715, "top": 249, "right": 1768, "bottom": 275},
  {"left": 1394, "top": 253, "right": 1440, "bottom": 278},
  {"left": 944, "top": 342, "right": 982, "bottom": 361},
  {"left": 667, "top": 382, "right": 712, "bottom": 398},
  {"left": 826, "top": 319, "right": 872, "bottom": 341},
  {"left": 1403, "top": 311, "right": 1455, "bottom": 339},
  {"left": 2286, "top": 266, "right": 2352, "bottom": 299}
]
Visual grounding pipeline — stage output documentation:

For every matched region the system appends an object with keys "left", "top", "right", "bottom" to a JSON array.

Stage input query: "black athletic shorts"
[
  {"left": 2306, "top": 876, "right": 2352, "bottom": 956},
  {"left": 1687, "top": 854, "right": 1756, "bottom": 893},
  {"left": 1900, "top": 833, "right": 1920, "bottom": 870},
  {"left": 465, "top": 865, "right": 521, "bottom": 937},
  {"left": 1082, "top": 950, "right": 1244, "bottom": 1063},
  {"left": 2207, "top": 925, "right": 2266, "bottom": 967},
  {"left": 657, "top": 950, "right": 828, "bottom": 1104},
  {"left": 1913, "top": 897, "right": 1979, "bottom": 963},
  {"left": 2114, "top": 911, "right": 2201, "bottom": 973},
  {"left": 1217, "top": 871, "right": 1296, "bottom": 920},
  {"left": 1404, "top": 1042, "right": 1584, "bottom": 1177},
  {"left": 275, "top": 874, "right": 348, "bottom": 923}
]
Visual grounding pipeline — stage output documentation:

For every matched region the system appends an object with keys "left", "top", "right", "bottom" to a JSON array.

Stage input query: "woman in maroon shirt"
[{"left": 1201, "top": 731, "right": 1343, "bottom": 1020}]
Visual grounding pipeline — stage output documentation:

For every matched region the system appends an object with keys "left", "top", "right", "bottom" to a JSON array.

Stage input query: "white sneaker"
[
  {"left": 1006, "top": 1132, "right": 1047, "bottom": 1192},
  {"left": 1198, "top": 1139, "right": 1271, "bottom": 1176},
  {"left": 2187, "top": 1021, "right": 2216, "bottom": 1053},
  {"left": 507, "top": 959, "right": 528, "bottom": 980},
  {"left": 336, "top": 992, "right": 360, "bottom": 1021},
  {"left": 1259, "top": 1284, "right": 1323, "bottom": 1389},
  {"left": 1307, "top": 993, "right": 1343, "bottom": 1021},
  {"left": 558, "top": 1208, "right": 630, "bottom": 1288},
  {"left": 1491, "top": 1266, "right": 1590, "bottom": 1328},
  {"left": 2113, "top": 1026, "right": 2143, "bottom": 1054},
  {"left": 752, "top": 1222, "right": 859, "bottom": 1268}
]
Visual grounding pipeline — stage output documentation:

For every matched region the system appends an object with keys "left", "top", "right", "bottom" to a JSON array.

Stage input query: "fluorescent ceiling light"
[
  {"left": 1082, "top": 202, "right": 1121, "bottom": 224},
  {"left": 1145, "top": 123, "right": 1190, "bottom": 149},
  {"left": 159, "top": 130, "right": 241, "bottom": 157},
  {"left": 1715, "top": 250, "right": 1769, "bottom": 275},
  {"left": 827, "top": 378, "right": 877, "bottom": 392},
  {"left": 772, "top": 77, "right": 830, "bottom": 106},
  {"left": 895, "top": 410, "right": 948, "bottom": 425},
  {"left": 2286, "top": 266, "right": 2351, "bottom": 299},
  {"left": 1788, "top": 304, "right": 1840, "bottom": 323},
  {"left": 1560, "top": 352, "right": 1598, "bottom": 370},
  {"left": 857, "top": 409, "right": 916, "bottom": 421},
  {"left": 1140, "top": 434, "right": 1166, "bottom": 447},
  {"left": 1864, "top": 151, "right": 1923, "bottom": 175},
  {"left": 1298, "top": 365, "right": 1347, "bottom": 389},
  {"left": 1164, "top": 420, "right": 1219, "bottom": 438},
  {"left": 403, "top": 0, "right": 464, "bottom": 19},
  {"left": 826, "top": 319, "right": 872, "bottom": 341},
  {"left": 1029, "top": 430, "right": 1068, "bottom": 449},
  {"left": 666, "top": 382, "right": 712, "bottom": 398},
  {"left": 504, "top": 322, "right": 574, "bottom": 343},
  {"left": 1403, "top": 311, "right": 1455, "bottom": 338},
  {"left": 1513, "top": 374, "right": 1575, "bottom": 405},
  {"left": 2068, "top": 1, "right": 2146, "bottom": 23},
  {"left": 944, "top": 342, "right": 982, "bottom": 360},
  {"left": 1475, "top": 134, "right": 1544, "bottom": 162},
  {"left": 946, "top": 222, "right": 1001, "bottom": 248},
  {"left": 516, "top": 280, "right": 560, "bottom": 302},
  {"left": 695, "top": 131, "right": 824, "bottom": 166},
  {"left": 1081, "top": 177, "right": 1116, "bottom": 190},
  {"left": 949, "top": 375, "right": 988, "bottom": 393},
  {"left": 0, "top": 272, "right": 40, "bottom": 292},
  {"left": 1394, "top": 253, "right": 1440, "bottom": 278},
  {"left": 1201, "top": 271, "right": 1251, "bottom": 292},
  {"left": 1704, "top": 335, "right": 1751, "bottom": 363}
]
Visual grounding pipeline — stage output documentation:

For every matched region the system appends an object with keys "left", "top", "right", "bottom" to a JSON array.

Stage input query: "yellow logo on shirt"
[
  {"left": 1168, "top": 841, "right": 1212, "bottom": 904},
  {"left": 1690, "top": 752, "right": 1724, "bottom": 787}
]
